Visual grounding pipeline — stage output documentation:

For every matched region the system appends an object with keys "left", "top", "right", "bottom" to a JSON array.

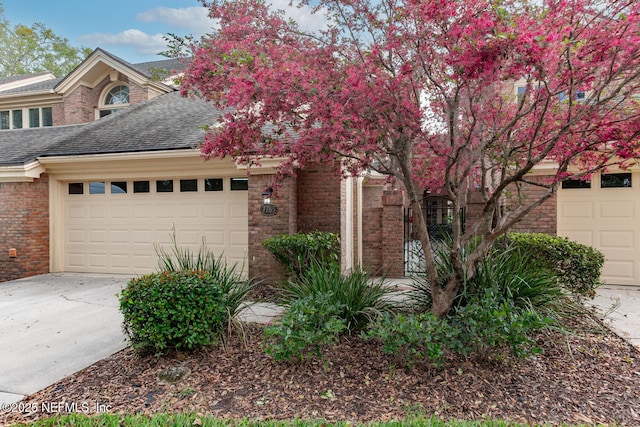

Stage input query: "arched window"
[{"left": 99, "top": 85, "right": 129, "bottom": 118}]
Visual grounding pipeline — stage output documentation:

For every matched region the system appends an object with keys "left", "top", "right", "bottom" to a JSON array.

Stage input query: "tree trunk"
[{"left": 430, "top": 276, "right": 462, "bottom": 318}]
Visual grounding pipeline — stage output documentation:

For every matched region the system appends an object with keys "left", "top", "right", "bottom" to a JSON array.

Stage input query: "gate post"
[{"left": 381, "top": 190, "right": 404, "bottom": 278}]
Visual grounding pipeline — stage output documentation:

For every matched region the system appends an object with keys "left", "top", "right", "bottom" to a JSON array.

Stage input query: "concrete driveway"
[
  {"left": 0, "top": 273, "right": 131, "bottom": 405},
  {"left": 590, "top": 285, "right": 640, "bottom": 350}
]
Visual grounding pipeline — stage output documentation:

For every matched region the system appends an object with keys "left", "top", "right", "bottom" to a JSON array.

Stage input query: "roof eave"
[{"left": 0, "top": 161, "right": 46, "bottom": 182}]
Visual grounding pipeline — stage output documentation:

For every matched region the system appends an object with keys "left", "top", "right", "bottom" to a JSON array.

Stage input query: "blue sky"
[{"left": 1, "top": 0, "right": 326, "bottom": 64}]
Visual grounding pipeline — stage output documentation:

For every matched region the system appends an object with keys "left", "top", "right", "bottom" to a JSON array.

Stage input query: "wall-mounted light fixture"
[{"left": 262, "top": 187, "right": 273, "bottom": 205}]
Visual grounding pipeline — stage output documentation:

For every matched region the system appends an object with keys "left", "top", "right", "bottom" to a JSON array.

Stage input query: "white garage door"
[
  {"left": 62, "top": 177, "right": 248, "bottom": 275},
  {"left": 558, "top": 170, "right": 640, "bottom": 286}
]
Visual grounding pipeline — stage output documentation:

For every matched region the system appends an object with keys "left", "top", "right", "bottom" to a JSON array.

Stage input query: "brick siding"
[
  {"left": 248, "top": 174, "right": 297, "bottom": 284},
  {"left": 361, "top": 181, "right": 384, "bottom": 273},
  {"left": 0, "top": 175, "right": 50, "bottom": 282},
  {"left": 509, "top": 176, "right": 557, "bottom": 235},
  {"left": 297, "top": 165, "right": 341, "bottom": 234},
  {"left": 59, "top": 76, "right": 149, "bottom": 125}
]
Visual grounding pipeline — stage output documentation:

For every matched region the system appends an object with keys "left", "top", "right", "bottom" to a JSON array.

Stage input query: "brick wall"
[
  {"left": 297, "top": 164, "right": 341, "bottom": 234},
  {"left": 60, "top": 76, "right": 150, "bottom": 125},
  {"left": 0, "top": 175, "right": 50, "bottom": 282},
  {"left": 465, "top": 177, "right": 557, "bottom": 236},
  {"left": 361, "top": 181, "right": 384, "bottom": 273},
  {"left": 381, "top": 190, "right": 405, "bottom": 277},
  {"left": 248, "top": 174, "right": 297, "bottom": 284},
  {"left": 509, "top": 176, "right": 557, "bottom": 235}
]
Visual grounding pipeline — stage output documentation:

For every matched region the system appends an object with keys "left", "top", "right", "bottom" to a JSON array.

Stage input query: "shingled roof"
[{"left": 0, "top": 92, "right": 221, "bottom": 166}]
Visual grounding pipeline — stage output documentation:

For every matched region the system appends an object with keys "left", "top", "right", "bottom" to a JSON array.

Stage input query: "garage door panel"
[
  {"left": 600, "top": 202, "right": 634, "bottom": 218},
  {"left": 67, "top": 230, "right": 86, "bottom": 243},
  {"left": 204, "top": 204, "right": 225, "bottom": 218},
  {"left": 560, "top": 201, "right": 594, "bottom": 218},
  {"left": 602, "top": 261, "right": 635, "bottom": 281},
  {"left": 600, "top": 231, "right": 634, "bottom": 249},
  {"left": 62, "top": 177, "right": 248, "bottom": 275},
  {"left": 204, "top": 231, "right": 225, "bottom": 245}
]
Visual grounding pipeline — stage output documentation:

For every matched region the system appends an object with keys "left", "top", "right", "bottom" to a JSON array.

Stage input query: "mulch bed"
[{"left": 2, "top": 319, "right": 640, "bottom": 426}]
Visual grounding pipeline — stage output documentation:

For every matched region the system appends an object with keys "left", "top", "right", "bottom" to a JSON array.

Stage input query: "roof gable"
[{"left": 53, "top": 48, "right": 175, "bottom": 95}]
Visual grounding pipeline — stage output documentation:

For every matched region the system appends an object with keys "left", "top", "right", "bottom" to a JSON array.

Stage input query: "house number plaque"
[{"left": 260, "top": 204, "right": 278, "bottom": 216}]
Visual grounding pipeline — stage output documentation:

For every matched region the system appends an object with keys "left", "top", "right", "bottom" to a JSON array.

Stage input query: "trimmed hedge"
[
  {"left": 262, "top": 231, "right": 340, "bottom": 278},
  {"left": 119, "top": 271, "right": 228, "bottom": 355},
  {"left": 502, "top": 232, "right": 604, "bottom": 297}
]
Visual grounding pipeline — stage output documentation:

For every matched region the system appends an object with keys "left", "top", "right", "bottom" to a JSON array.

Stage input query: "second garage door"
[
  {"left": 62, "top": 176, "right": 248, "bottom": 275},
  {"left": 558, "top": 170, "right": 640, "bottom": 286}
]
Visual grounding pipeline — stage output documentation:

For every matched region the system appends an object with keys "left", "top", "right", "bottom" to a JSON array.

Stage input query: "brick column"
[
  {"left": 381, "top": 190, "right": 404, "bottom": 278},
  {"left": 0, "top": 175, "right": 50, "bottom": 283},
  {"left": 247, "top": 174, "right": 297, "bottom": 284}
]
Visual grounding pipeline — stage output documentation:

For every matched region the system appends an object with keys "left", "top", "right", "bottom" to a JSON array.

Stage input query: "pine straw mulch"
[{"left": 2, "top": 318, "right": 640, "bottom": 426}]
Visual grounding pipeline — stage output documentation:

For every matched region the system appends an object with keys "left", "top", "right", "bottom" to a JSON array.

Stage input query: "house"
[
  {"left": 0, "top": 48, "right": 637, "bottom": 287},
  {"left": 0, "top": 48, "right": 347, "bottom": 283}
]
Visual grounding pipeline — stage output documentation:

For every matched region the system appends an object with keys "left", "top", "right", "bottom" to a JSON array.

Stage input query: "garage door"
[
  {"left": 62, "top": 177, "right": 248, "bottom": 275},
  {"left": 558, "top": 170, "right": 640, "bottom": 286}
]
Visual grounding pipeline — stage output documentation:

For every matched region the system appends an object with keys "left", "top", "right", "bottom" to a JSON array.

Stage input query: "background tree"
[
  {"left": 180, "top": 0, "right": 640, "bottom": 316},
  {"left": 0, "top": 3, "right": 92, "bottom": 77}
]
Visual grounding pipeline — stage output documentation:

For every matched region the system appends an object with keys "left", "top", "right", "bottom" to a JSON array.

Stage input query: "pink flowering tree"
[{"left": 179, "top": 0, "right": 640, "bottom": 316}]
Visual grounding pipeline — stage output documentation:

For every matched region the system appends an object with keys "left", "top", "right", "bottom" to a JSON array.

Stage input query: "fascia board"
[
  {"left": 55, "top": 53, "right": 172, "bottom": 95},
  {"left": 37, "top": 150, "right": 247, "bottom": 180}
]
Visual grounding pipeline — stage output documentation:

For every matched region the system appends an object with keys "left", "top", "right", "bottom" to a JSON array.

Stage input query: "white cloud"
[
  {"left": 135, "top": 6, "right": 214, "bottom": 37},
  {"left": 269, "top": 0, "right": 328, "bottom": 33},
  {"left": 79, "top": 30, "right": 168, "bottom": 56},
  {"left": 78, "top": 4, "right": 326, "bottom": 60}
]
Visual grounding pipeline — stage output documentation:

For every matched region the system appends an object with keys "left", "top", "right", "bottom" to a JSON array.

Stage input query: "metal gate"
[{"left": 404, "top": 199, "right": 464, "bottom": 276}]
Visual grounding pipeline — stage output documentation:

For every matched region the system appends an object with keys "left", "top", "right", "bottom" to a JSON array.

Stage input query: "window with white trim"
[
  {"left": 99, "top": 84, "right": 130, "bottom": 118},
  {"left": 0, "top": 107, "right": 53, "bottom": 130}
]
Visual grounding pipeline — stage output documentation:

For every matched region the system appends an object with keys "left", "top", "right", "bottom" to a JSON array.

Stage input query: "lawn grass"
[{"left": 10, "top": 413, "right": 601, "bottom": 427}]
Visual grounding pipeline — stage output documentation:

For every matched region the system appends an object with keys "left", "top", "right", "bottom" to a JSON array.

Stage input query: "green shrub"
[
  {"left": 262, "top": 231, "right": 340, "bottom": 278},
  {"left": 155, "top": 231, "right": 255, "bottom": 318},
  {"left": 450, "top": 286, "right": 550, "bottom": 360},
  {"left": 119, "top": 271, "right": 228, "bottom": 355},
  {"left": 263, "top": 292, "right": 347, "bottom": 361},
  {"left": 409, "top": 239, "right": 570, "bottom": 318},
  {"left": 364, "top": 312, "right": 450, "bottom": 369},
  {"left": 502, "top": 232, "right": 604, "bottom": 297},
  {"left": 281, "top": 262, "right": 392, "bottom": 332},
  {"left": 459, "top": 246, "right": 575, "bottom": 321}
]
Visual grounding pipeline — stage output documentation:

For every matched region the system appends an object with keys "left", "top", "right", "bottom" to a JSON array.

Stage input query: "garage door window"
[
  {"left": 90, "top": 182, "right": 105, "bottom": 194},
  {"left": 111, "top": 182, "right": 127, "bottom": 194},
  {"left": 561, "top": 179, "right": 591, "bottom": 189},
  {"left": 205, "top": 178, "right": 223, "bottom": 191},
  {"left": 68, "top": 183, "right": 84, "bottom": 194},
  {"left": 134, "top": 181, "right": 150, "bottom": 193},
  {"left": 156, "top": 180, "right": 174, "bottom": 193},
  {"left": 180, "top": 179, "right": 198, "bottom": 192},
  {"left": 230, "top": 177, "right": 248, "bottom": 191},
  {"left": 601, "top": 173, "right": 631, "bottom": 188}
]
